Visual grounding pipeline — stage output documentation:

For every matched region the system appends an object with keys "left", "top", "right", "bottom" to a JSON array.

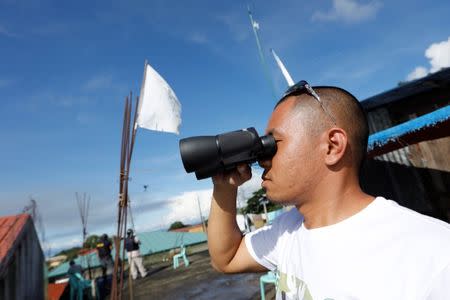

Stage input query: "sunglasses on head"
[{"left": 280, "top": 80, "right": 337, "bottom": 126}]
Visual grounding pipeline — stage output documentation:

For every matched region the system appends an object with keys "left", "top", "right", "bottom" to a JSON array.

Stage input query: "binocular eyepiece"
[{"left": 179, "top": 127, "right": 277, "bottom": 180}]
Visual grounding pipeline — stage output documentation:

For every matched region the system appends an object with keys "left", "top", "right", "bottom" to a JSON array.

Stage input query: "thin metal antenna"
[
  {"left": 247, "top": 5, "right": 277, "bottom": 99},
  {"left": 196, "top": 195, "right": 206, "bottom": 233},
  {"left": 76, "top": 192, "right": 90, "bottom": 243},
  {"left": 76, "top": 192, "right": 92, "bottom": 279}
]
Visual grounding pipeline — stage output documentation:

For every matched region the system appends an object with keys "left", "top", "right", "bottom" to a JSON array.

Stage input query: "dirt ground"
[{"left": 121, "top": 250, "right": 275, "bottom": 300}]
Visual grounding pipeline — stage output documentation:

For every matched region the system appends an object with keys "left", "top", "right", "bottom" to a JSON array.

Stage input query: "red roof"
[
  {"left": 0, "top": 214, "right": 31, "bottom": 269},
  {"left": 78, "top": 247, "right": 97, "bottom": 256},
  {"left": 48, "top": 282, "right": 68, "bottom": 300}
]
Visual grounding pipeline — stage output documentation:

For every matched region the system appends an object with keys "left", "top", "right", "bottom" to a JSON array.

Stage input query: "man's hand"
[
  {"left": 212, "top": 164, "right": 252, "bottom": 188},
  {"left": 208, "top": 164, "right": 266, "bottom": 273}
]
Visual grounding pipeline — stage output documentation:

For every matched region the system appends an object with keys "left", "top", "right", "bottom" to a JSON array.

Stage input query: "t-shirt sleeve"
[
  {"left": 425, "top": 262, "right": 450, "bottom": 299},
  {"left": 244, "top": 210, "right": 298, "bottom": 271},
  {"left": 245, "top": 223, "right": 279, "bottom": 270}
]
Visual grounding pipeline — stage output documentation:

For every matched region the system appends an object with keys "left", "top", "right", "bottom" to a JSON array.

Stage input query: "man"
[
  {"left": 67, "top": 259, "right": 83, "bottom": 276},
  {"left": 207, "top": 81, "right": 450, "bottom": 299},
  {"left": 125, "top": 228, "right": 147, "bottom": 280},
  {"left": 96, "top": 233, "right": 113, "bottom": 276}
]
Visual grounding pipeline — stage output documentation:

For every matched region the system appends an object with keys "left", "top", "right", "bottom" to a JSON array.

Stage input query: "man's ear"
[{"left": 324, "top": 128, "right": 348, "bottom": 166}]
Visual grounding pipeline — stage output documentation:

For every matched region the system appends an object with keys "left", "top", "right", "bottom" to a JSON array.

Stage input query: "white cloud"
[
  {"left": 52, "top": 94, "right": 90, "bottom": 108},
  {"left": 48, "top": 236, "right": 82, "bottom": 254},
  {"left": 426, "top": 37, "right": 450, "bottom": 73},
  {"left": 236, "top": 169, "right": 264, "bottom": 208},
  {"left": 188, "top": 32, "right": 208, "bottom": 45},
  {"left": 406, "top": 66, "right": 428, "bottom": 81},
  {"left": 164, "top": 189, "right": 212, "bottom": 226},
  {"left": 83, "top": 74, "right": 114, "bottom": 91},
  {"left": 406, "top": 36, "right": 450, "bottom": 81},
  {"left": 312, "top": 0, "right": 382, "bottom": 23},
  {"left": 158, "top": 168, "right": 263, "bottom": 228},
  {"left": 37, "top": 168, "right": 263, "bottom": 254}
]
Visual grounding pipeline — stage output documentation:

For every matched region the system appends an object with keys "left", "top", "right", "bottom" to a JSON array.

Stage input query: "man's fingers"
[
  {"left": 212, "top": 172, "right": 224, "bottom": 184},
  {"left": 212, "top": 164, "right": 252, "bottom": 187},
  {"left": 230, "top": 164, "right": 252, "bottom": 185},
  {"left": 237, "top": 164, "right": 252, "bottom": 182}
]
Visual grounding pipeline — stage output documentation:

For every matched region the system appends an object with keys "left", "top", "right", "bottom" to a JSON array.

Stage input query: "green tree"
[
  {"left": 169, "top": 221, "right": 187, "bottom": 230},
  {"left": 241, "top": 188, "right": 282, "bottom": 214},
  {"left": 55, "top": 246, "right": 81, "bottom": 261},
  {"left": 83, "top": 234, "right": 100, "bottom": 249}
]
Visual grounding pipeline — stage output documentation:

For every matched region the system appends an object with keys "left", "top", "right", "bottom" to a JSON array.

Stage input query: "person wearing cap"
[
  {"left": 207, "top": 82, "right": 450, "bottom": 299},
  {"left": 96, "top": 233, "right": 113, "bottom": 276},
  {"left": 125, "top": 228, "right": 147, "bottom": 280},
  {"left": 68, "top": 259, "right": 83, "bottom": 276}
]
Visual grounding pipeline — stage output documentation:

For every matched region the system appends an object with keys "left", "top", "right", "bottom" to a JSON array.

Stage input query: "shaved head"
[{"left": 275, "top": 86, "right": 369, "bottom": 170}]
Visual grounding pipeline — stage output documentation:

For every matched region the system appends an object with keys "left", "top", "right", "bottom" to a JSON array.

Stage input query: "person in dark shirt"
[
  {"left": 96, "top": 233, "right": 113, "bottom": 276},
  {"left": 125, "top": 229, "right": 147, "bottom": 280},
  {"left": 67, "top": 260, "right": 83, "bottom": 276}
]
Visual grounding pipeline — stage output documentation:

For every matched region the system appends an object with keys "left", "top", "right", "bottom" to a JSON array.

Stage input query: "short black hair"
[{"left": 276, "top": 86, "right": 369, "bottom": 170}]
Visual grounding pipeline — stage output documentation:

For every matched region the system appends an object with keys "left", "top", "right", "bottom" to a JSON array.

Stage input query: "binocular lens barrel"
[{"left": 179, "top": 127, "right": 277, "bottom": 180}]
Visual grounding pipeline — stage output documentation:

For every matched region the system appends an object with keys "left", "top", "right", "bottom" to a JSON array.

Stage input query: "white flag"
[
  {"left": 271, "top": 49, "right": 295, "bottom": 87},
  {"left": 136, "top": 63, "right": 181, "bottom": 134}
]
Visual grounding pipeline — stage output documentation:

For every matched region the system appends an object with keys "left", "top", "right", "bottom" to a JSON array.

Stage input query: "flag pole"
[
  {"left": 120, "top": 92, "right": 133, "bottom": 297},
  {"left": 270, "top": 48, "right": 295, "bottom": 87},
  {"left": 112, "top": 91, "right": 139, "bottom": 300},
  {"left": 112, "top": 59, "right": 181, "bottom": 299},
  {"left": 120, "top": 61, "right": 146, "bottom": 299},
  {"left": 112, "top": 60, "right": 147, "bottom": 299},
  {"left": 111, "top": 95, "right": 130, "bottom": 300}
]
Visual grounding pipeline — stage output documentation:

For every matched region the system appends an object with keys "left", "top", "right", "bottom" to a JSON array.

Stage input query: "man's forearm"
[{"left": 207, "top": 185, "right": 243, "bottom": 272}]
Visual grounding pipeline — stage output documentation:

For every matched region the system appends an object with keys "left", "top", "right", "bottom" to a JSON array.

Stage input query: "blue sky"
[{"left": 1, "top": 0, "right": 449, "bottom": 255}]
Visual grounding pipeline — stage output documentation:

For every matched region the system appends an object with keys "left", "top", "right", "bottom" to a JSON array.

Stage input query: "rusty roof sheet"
[
  {"left": 0, "top": 214, "right": 31, "bottom": 272},
  {"left": 48, "top": 282, "right": 68, "bottom": 300}
]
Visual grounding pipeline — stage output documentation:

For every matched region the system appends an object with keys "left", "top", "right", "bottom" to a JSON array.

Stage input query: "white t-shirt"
[{"left": 245, "top": 197, "right": 450, "bottom": 300}]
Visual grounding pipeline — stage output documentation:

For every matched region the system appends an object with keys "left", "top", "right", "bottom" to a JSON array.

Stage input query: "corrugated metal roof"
[
  {"left": 138, "top": 230, "right": 206, "bottom": 255},
  {"left": 367, "top": 105, "right": 450, "bottom": 157},
  {"left": 47, "top": 251, "right": 100, "bottom": 279},
  {"left": 361, "top": 67, "right": 450, "bottom": 111},
  {"left": 0, "top": 214, "right": 31, "bottom": 273},
  {"left": 48, "top": 230, "right": 207, "bottom": 279}
]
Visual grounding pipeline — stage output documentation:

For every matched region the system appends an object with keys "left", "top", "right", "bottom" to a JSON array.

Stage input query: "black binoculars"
[{"left": 179, "top": 127, "right": 277, "bottom": 180}]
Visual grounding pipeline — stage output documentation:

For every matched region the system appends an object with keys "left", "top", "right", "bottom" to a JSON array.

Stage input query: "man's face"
[{"left": 260, "top": 97, "right": 323, "bottom": 204}]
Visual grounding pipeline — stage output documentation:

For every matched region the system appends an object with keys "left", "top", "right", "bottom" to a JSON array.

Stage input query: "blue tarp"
[{"left": 367, "top": 105, "right": 450, "bottom": 154}]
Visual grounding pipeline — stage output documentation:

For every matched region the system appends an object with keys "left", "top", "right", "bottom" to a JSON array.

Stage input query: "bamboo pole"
[{"left": 111, "top": 92, "right": 141, "bottom": 300}]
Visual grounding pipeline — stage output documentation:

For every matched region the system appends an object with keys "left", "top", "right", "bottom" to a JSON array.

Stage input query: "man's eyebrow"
[{"left": 266, "top": 128, "right": 282, "bottom": 136}]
